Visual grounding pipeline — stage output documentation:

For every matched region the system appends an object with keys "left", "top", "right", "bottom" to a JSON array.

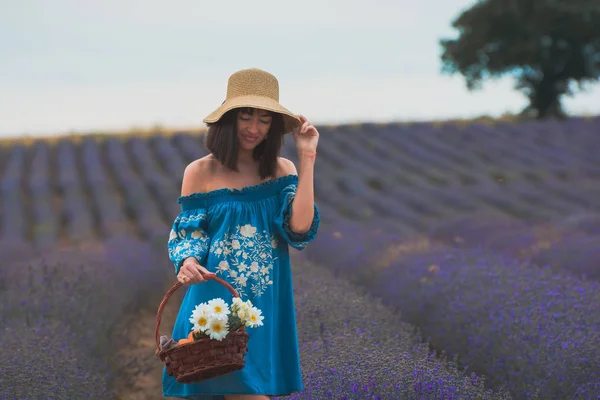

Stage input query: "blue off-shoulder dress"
[{"left": 163, "top": 174, "right": 320, "bottom": 399}]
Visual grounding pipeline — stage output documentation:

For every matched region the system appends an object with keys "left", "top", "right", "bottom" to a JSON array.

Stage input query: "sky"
[{"left": 1, "top": 0, "right": 599, "bottom": 138}]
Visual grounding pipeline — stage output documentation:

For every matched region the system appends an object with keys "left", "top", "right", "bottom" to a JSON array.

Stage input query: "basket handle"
[{"left": 155, "top": 274, "right": 241, "bottom": 355}]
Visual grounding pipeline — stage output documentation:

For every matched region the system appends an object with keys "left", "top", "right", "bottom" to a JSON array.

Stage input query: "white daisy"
[
  {"left": 245, "top": 306, "right": 264, "bottom": 328},
  {"left": 207, "top": 298, "right": 230, "bottom": 320},
  {"left": 236, "top": 301, "right": 251, "bottom": 321},
  {"left": 232, "top": 297, "right": 243, "bottom": 307},
  {"left": 189, "top": 303, "right": 212, "bottom": 331},
  {"left": 206, "top": 317, "right": 229, "bottom": 341}
]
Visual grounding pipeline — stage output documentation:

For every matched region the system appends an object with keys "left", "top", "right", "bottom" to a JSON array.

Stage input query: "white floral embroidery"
[
  {"left": 177, "top": 213, "right": 207, "bottom": 224},
  {"left": 168, "top": 226, "right": 210, "bottom": 269},
  {"left": 280, "top": 185, "right": 316, "bottom": 250},
  {"left": 167, "top": 211, "right": 210, "bottom": 269},
  {"left": 211, "top": 223, "right": 279, "bottom": 299}
]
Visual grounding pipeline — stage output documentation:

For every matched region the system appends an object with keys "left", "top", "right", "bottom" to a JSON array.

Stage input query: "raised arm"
[{"left": 280, "top": 157, "right": 316, "bottom": 235}]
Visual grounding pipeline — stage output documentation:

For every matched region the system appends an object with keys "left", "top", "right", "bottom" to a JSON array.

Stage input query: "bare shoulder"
[
  {"left": 277, "top": 157, "right": 298, "bottom": 178},
  {"left": 180, "top": 155, "right": 218, "bottom": 196}
]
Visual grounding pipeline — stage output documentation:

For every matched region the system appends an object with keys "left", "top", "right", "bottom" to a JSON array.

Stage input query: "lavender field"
[{"left": 1, "top": 116, "right": 599, "bottom": 399}]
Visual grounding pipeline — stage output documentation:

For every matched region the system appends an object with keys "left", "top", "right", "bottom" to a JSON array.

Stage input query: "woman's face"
[{"left": 236, "top": 108, "right": 272, "bottom": 150}]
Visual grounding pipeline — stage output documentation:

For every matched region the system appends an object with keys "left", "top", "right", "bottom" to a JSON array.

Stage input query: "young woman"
[{"left": 163, "top": 68, "right": 321, "bottom": 400}]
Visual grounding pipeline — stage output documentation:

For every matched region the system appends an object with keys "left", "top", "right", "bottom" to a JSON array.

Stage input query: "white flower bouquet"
[
  {"left": 178, "top": 297, "right": 264, "bottom": 344},
  {"left": 157, "top": 277, "right": 257, "bottom": 384}
]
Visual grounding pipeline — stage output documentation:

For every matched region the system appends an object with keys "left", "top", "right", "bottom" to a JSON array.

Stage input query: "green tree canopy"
[{"left": 440, "top": 0, "right": 600, "bottom": 119}]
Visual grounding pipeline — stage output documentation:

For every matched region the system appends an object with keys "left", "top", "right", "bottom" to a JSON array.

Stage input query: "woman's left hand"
[{"left": 293, "top": 115, "right": 319, "bottom": 154}]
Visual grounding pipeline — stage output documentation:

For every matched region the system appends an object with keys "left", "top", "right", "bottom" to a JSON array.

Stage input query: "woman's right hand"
[{"left": 177, "top": 257, "right": 216, "bottom": 285}]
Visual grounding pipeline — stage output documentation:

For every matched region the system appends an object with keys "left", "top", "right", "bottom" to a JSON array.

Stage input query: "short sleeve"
[
  {"left": 274, "top": 181, "right": 320, "bottom": 251},
  {"left": 167, "top": 208, "right": 210, "bottom": 274}
]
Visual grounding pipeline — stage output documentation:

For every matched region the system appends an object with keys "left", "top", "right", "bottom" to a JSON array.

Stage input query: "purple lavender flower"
[
  {"left": 373, "top": 248, "right": 600, "bottom": 399},
  {"left": 0, "top": 235, "right": 172, "bottom": 398}
]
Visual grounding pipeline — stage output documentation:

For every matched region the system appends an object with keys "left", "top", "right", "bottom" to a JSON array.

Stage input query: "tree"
[{"left": 440, "top": 0, "right": 600, "bottom": 119}]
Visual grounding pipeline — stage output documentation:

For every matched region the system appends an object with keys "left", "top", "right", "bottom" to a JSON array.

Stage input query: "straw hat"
[{"left": 203, "top": 68, "right": 301, "bottom": 134}]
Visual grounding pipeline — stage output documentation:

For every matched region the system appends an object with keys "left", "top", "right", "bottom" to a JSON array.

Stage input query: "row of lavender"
[
  {"left": 4, "top": 222, "right": 589, "bottom": 398},
  {"left": 0, "top": 236, "right": 171, "bottom": 399},
  {"left": 429, "top": 212, "right": 600, "bottom": 281},
  {"left": 0, "top": 236, "right": 520, "bottom": 399},
  {"left": 1, "top": 117, "right": 599, "bottom": 246},
  {"left": 0, "top": 205, "right": 523, "bottom": 399},
  {"left": 0, "top": 116, "right": 597, "bottom": 397},
  {"left": 303, "top": 217, "right": 600, "bottom": 399},
  {"left": 0, "top": 136, "right": 181, "bottom": 247},
  {"left": 164, "top": 116, "right": 599, "bottom": 233},
  {"left": 0, "top": 161, "right": 521, "bottom": 400},
  {"left": 275, "top": 254, "right": 515, "bottom": 400},
  {"left": 311, "top": 117, "right": 600, "bottom": 233},
  {"left": 0, "top": 136, "right": 185, "bottom": 397}
]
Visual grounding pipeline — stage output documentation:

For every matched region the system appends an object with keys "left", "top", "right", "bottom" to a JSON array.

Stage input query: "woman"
[{"left": 163, "top": 68, "right": 321, "bottom": 400}]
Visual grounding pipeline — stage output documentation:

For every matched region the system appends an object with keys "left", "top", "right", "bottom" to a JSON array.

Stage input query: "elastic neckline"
[{"left": 177, "top": 174, "right": 298, "bottom": 204}]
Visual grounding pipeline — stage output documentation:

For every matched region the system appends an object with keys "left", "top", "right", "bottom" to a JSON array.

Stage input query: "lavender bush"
[
  {"left": 427, "top": 213, "right": 528, "bottom": 248},
  {"left": 28, "top": 141, "right": 59, "bottom": 249},
  {"left": 557, "top": 212, "right": 600, "bottom": 235},
  {"left": 529, "top": 235, "right": 600, "bottom": 281},
  {"left": 474, "top": 227, "right": 539, "bottom": 255},
  {"left": 80, "top": 137, "right": 131, "bottom": 237},
  {"left": 429, "top": 213, "right": 600, "bottom": 282},
  {"left": 274, "top": 257, "right": 513, "bottom": 400},
  {"left": 0, "top": 319, "right": 114, "bottom": 399},
  {"left": 127, "top": 137, "right": 180, "bottom": 221},
  {"left": 303, "top": 219, "right": 404, "bottom": 284},
  {"left": 104, "top": 138, "right": 167, "bottom": 238},
  {"left": 0, "top": 239, "right": 37, "bottom": 270},
  {"left": 56, "top": 139, "right": 96, "bottom": 242},
  {"left": 0, "top": 235, "right": 170, "bottom": 398},
  {"left": 149, "top": 134, "right": 187, "bottom": 186},
  {"left": 372, "top": 248, "right": 600, "bottom": 399},
  {"left": 172, "top": 132, "right": 207, "bottom": 162},
  {"left": 0, "top": 145, "right": 28, "bottom": 242}
]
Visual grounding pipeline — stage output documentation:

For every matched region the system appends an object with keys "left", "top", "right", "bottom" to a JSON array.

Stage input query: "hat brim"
[{"left": 203, "top": 95, "right": 300, "bottom": 134}]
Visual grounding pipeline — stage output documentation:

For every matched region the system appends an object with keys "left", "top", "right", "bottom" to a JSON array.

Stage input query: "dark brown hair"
[{"left": 203, "top": 107, "right": 285, "bottom": 180}]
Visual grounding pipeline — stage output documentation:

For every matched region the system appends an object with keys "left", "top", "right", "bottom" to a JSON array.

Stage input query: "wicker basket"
[{"left": 155, "top": 275, "right": 249, "bottom": 384}]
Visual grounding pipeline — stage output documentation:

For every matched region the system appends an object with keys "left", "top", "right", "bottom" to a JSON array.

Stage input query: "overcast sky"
[{"left": 1, "top": 0, "right": 598, "bottom": 138}]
